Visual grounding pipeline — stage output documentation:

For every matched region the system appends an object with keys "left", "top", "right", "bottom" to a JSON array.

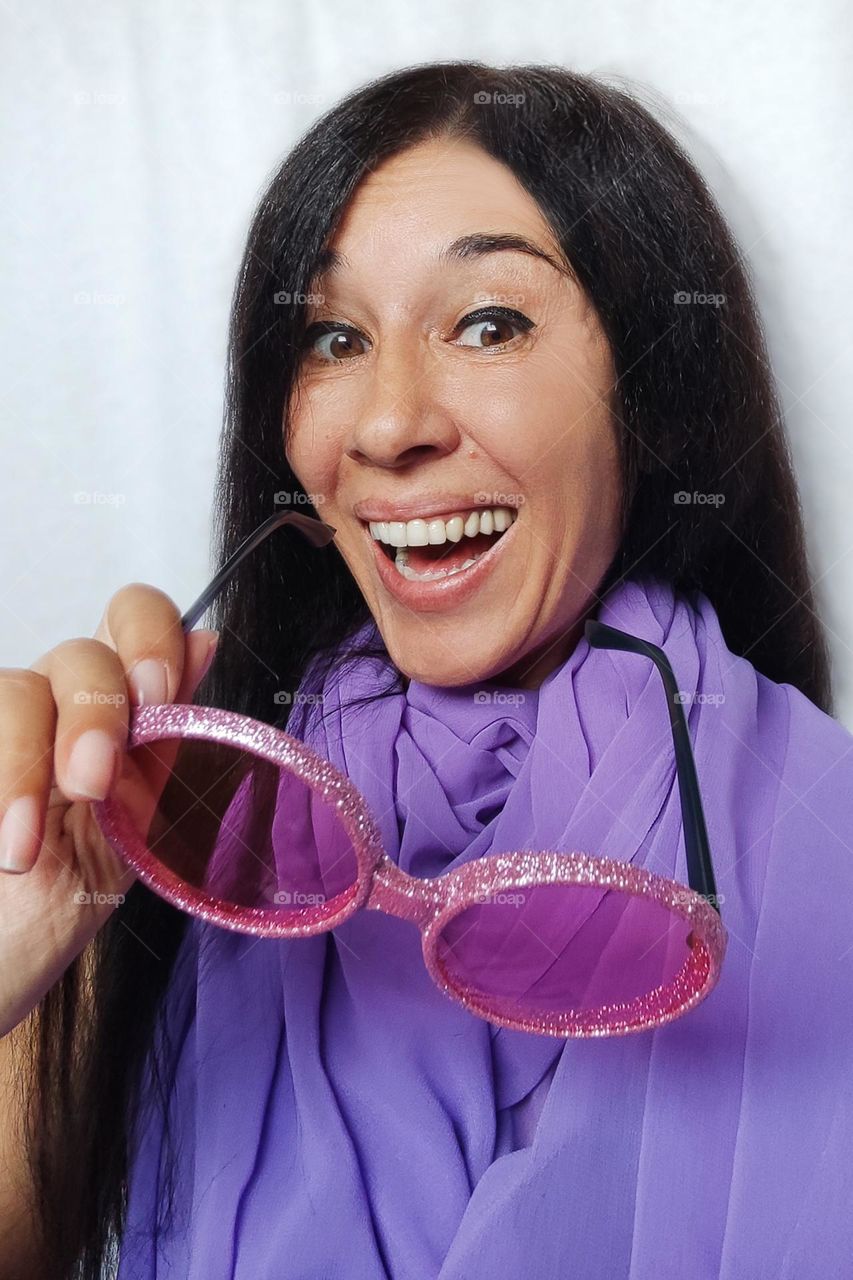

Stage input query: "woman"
[{"left": 1, "top": 60, "right": 851, "bottom": 1279}]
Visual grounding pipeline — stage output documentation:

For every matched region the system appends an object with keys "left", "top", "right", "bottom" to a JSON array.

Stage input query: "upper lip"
[{"left": 353, "top": 495, "right": 519, "bottom": 523}]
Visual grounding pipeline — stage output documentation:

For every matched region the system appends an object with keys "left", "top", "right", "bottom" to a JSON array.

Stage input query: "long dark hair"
[{"left": 23, "top": 60, "right": 832, "bottom": 1277}]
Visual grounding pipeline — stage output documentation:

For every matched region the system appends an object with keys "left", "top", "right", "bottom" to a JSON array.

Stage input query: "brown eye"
[
  {"left": 453, "top": 306, "right": 534, "bottom": 349},
  {"left": 302, "top": 323, "right": 369, "bottom": 363}
]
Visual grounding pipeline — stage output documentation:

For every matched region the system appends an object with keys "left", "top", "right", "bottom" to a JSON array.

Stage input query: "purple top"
[{"left": 118, "top": 576, "right": 853, "bottom": 1278}]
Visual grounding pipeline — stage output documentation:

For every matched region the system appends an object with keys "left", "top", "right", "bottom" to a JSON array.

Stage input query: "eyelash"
[{"left": 300, "top": 305, "right": 535, "bottom": 362}]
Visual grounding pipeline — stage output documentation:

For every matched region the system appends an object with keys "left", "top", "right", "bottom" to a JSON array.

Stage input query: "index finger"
[{"left": 94, "top": 582, "right": 186, "bottom": 707}]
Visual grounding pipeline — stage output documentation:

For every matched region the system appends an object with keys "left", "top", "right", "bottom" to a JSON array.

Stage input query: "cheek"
[
  {"left": 289, "top": 361, "right": 393, "bottom": 492},
  {"left": 285, "top": 414, "right": 341, "bottom": 496},
  {"left": 471, "top": 361, "right": 615, "bottom": 493},
  {"left": 517, "top": 341, "right": 617, "bottom": 478}
]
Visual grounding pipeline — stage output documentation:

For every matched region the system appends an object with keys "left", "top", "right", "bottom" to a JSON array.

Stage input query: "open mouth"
[{"left": 365, "top": 506, "right": 517, "bottom": 581}]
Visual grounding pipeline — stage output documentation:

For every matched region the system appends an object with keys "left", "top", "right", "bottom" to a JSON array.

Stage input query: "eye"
[
  {"left": 301, "top": 321, "right": 370, "bottom": 363},
  {"left": 452, "top": 306, "right": 535, "bottom": 349}
]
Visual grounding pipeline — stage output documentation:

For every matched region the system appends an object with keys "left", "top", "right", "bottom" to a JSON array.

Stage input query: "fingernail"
[
  {"left": 196, "top": 631, "right": 220, "bottom": 684},
  {"left": 128, "top": 657, "right": 168, "bottom": 707},
  {"left": 66, "top": 729, "right": 118, "bottom": 801},
  {"left": 0, "top": 795, "right": 40, "bottom": 873}
]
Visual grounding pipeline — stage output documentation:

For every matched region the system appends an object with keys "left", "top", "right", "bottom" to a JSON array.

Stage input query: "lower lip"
[{"left": 367, "top": 517, "right": 518, "bottom": 612}]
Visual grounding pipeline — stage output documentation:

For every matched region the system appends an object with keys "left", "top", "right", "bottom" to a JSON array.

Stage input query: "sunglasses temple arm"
[
  {"left": 180, "top": 511, "right": 337, "bottom": 633},
  {"left": 584, "top": 619, "right": 721, "bottom": 916}
]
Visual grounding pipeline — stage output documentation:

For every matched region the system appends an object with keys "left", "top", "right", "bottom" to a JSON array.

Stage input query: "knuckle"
[
  {"left": 0, "top": 675, "right": 55, "bottom": 774},
  {"left": 50, "top": 636, "right": 120, "bottom": 671},
  {"left": 0, "top": 675, "right": 55, "bottom": 772},
  {"left": 31, "top": 641, "right": 129, "bottom": 719},
  {"left": 0, "top": 667, "right": 52, "bottom": 700},
  {"left": 0, "top": 748, "right": 50, "bottom": 797}
]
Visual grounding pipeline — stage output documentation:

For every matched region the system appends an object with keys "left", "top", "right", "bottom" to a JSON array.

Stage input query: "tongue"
[{"left": 404, "top": 529, "right": 501, "bottom": 574}]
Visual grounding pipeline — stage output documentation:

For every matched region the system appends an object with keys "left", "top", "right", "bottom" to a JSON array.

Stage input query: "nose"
[{"left": 345, "top": 342, "right": 461, "bottom": 469}]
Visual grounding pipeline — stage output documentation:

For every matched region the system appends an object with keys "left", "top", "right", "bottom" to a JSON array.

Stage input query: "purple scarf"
[{"left": 118, "top": 576, "right": 853, "bottom": 1278}]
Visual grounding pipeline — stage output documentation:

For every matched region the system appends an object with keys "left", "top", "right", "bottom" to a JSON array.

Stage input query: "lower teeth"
[{"left": 393, "top": 547, "right": 482, "bottom": 581}]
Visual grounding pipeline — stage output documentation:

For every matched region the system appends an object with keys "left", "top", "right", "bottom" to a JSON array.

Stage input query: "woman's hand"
[{"left": 0, "top": 584, "right": 218, "bottom": 1037}]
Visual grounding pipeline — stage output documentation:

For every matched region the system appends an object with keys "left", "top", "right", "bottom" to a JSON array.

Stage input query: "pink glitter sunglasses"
[{"left": 92, "top": 511, "right": 727, "bottom": 1039}]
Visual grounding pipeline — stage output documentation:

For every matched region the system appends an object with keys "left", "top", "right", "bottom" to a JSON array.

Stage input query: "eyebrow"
[{"left": 312, "top": 231, "right": 571, "bottom": 282}]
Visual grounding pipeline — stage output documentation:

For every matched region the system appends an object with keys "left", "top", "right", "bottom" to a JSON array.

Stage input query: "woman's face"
[{"left": 287, "top": 137, "right": 622, "bottom": 689}]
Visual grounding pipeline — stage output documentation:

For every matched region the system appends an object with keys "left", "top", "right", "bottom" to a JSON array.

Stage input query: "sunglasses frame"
[{"left": 91, "top": 510, "right": 727, "bottom": 1038}]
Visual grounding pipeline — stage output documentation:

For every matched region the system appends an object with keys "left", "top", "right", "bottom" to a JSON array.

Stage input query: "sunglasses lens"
[
  {"left": 119, "top": 737, "right": 360, "bottom": 915},
  {"left": 435, "top": 881, "right": 697, "bottom": 1033}
]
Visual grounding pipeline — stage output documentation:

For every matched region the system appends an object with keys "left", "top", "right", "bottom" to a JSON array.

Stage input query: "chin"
[{"left": 387, "top": 641, "right": 516, "bottom": 691}]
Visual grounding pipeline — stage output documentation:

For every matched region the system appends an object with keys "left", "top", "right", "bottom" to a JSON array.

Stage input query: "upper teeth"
[{"left": 367, "top": 506, "right": 517, "bottom": 547}]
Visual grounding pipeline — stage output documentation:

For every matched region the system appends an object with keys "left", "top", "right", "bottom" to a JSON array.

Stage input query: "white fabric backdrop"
[{"left": 1, "top": 1, "right": 851, "bottom": 727}]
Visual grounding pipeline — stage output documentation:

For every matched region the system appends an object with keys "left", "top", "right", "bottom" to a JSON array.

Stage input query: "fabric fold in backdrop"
[{"left": 118, "top": 576, "right": 853, "bottom": 1279}]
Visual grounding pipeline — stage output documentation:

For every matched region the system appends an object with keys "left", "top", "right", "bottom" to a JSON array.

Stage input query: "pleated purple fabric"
[{"left": 117, "top": 576, "right": 853, "bottom": 1279}]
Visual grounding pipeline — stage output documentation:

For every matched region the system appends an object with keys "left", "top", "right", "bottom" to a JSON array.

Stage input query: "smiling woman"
[
  {"left": 286, "top": 139, "right": 622, "bottom": 687},
  {"left": 18, "top": 59, "right": 853, "bottom": 1280}
]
